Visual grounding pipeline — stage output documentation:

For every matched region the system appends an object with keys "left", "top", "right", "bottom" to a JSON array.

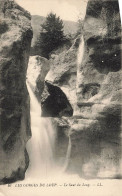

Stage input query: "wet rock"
[
  {"left": 52, "top": 118, "right": 70, "bottom": 167},
  {"left": 27, "top": 55, "right": 49, "bottom": 97}
]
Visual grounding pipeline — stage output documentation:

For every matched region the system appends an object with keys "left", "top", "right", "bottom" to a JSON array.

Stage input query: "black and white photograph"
[{"left": 0, "top": 0, "right": 122, "bottom": 195}]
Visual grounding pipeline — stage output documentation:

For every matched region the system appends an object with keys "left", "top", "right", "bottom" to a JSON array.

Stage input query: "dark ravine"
[
  {"left": 0, "top": 0, "right": 32, "bottom": 184},
  {"left": 36, "top": 0, "right": 121, "bottom": 178},
  {"left": 41, "top": 81, "right": 73, "bottom": 117}
]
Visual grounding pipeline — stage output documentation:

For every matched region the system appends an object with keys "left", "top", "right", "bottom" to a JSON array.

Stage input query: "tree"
[{"left": 39, "top": 12, "right": 65, "bottom": 58}]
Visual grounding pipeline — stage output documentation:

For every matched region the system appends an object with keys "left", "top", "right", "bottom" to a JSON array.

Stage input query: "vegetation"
[{"left": 38, "top": 12, "right": 66, "bottom": 58}]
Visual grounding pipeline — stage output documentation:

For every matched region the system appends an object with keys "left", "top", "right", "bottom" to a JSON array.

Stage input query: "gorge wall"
[
  {"left": 71, "top": 0, "right": 121, "bottom": 178},
  {"left": 0, "top": 0, "right": 32, "bottom": 184},
  {"left": 1, "top": 0, "right": 121, "bottom": 183},
  {"left": 36, "top": 0, "right": 121, "bottom": 178}
]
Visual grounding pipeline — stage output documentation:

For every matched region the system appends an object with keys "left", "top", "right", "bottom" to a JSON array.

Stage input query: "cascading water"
[
  {"left": 77, "top": 35, "right": 85, "bottom": 86},
  {"left": 77, "top": 35, "right": 84, "bottom": 66},
  {"left": 64, "top": 35, "right": 85, "bottom": 171},
  {"left": 25, "top": 36, "right": 85, "bottom": 179},
  {"left": 0, "top": 21, "right": 89, "bottom": 196},
  {"left": 73, "top": 35, "right": 85, "bottom": 118},
  {"left": 63, "top": 137, "right": 71, "bottom": 171},
  {"left": 26, "top": 81, "right": 56, "bottom": 178}
]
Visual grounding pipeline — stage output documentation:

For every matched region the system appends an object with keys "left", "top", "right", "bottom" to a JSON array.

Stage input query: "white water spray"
[
  {"left": 76, "top": 35, "right": 85, "bottom": 92},
  {"left": 25, "top": 36, "right": 85, "bottom": 178},
  {"left": 63, "top": 137, "right": 71, "bottom": 171},
  {"left": 26, "top": 82, "right": 56, "bottom": 178},
  {"left": 77, "top": 35, "right": 85, "bottom": 66},
  {"left": 74, "top": 35, "right": 85, "bottom": 117},
  {"left": 63, "top": 36, "right": 85, "bottom": 169}
]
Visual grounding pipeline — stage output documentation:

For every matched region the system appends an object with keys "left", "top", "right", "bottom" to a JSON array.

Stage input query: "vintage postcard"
[{"left": 0, "top": 0, "right": 122, "bottom": 195}]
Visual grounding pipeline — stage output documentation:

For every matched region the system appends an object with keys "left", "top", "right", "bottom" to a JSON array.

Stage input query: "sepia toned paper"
[{"left": 0, "top": 0, "right": 122, "bottom": 195}]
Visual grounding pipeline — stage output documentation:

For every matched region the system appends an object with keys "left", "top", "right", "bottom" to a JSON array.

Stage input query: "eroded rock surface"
[
  {"left": 39, "top": 36, "right": 81, "bottom": 116},
  {"left": 69, "top": 0, "right": 122, "bottom": 178},
  {"left": 37, "top": 0, "right": 121, "bottom": 178},
  {"left": 0, "top": 0, "right": 32, "bottom": 184},
  {"left": 41, "top": 82, "right": 73, "bottom": 117},
  {"left": 27, "top": 55, "right": 49, "bottom": 97}
]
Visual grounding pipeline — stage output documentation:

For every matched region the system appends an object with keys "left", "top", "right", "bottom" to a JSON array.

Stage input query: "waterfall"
[
  {"left": 76, "top": 35, "right": 85, "bottom": 92},
  {"left": 63, "top": 137, "right": 71, "bottom": 171},
  {"left": 26, "top": 82, "right": 56, "bottom": 178},
  {"left": 77, "top": 35, "right": 84, "bottom": 66},
  {"left": 73, "top": 35, "right": 85, "bottom": 117},
  {"left": 77, "top": 35, "right": 85, "bottom": 85},
  {"left": 25, "top": 36, "right": 85, "bottom": 178},
  {"left": 62, "top": 36, "right": 85, "bottom": 171}
]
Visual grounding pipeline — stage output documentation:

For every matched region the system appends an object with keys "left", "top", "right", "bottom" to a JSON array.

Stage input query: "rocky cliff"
[
  {"left": 40, "top": 36, "right": 81, "bottom": 117},
  {"left": 71, "top": 0, "right": 121, "bottom": 178},
  {"left": 36, "top": 0, "right": 121, "bottom": 178},
  {"left": 27, "top": 55, "right": 50, "bottom": 95},
  {"left": 0, "top": 0, "right": 32, "bottom": 184}
]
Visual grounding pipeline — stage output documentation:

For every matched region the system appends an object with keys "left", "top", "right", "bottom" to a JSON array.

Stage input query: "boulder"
[{"left": 27, "top": 55, "right": 49, "bottom": 97}]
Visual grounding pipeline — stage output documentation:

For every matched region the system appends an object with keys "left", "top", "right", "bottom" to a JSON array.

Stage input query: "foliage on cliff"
[{"left": 38, "top": 12, "right": 66, "bottom": 58}]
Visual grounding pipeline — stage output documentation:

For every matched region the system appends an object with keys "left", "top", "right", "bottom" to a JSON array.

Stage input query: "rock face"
[
  {"left": 52, "top": 117, "right": 70, "bottom": 167},
  {"left": 37, "top": 0, "right": 121, "bottom": 178},
  {"left": 27, "top": 55, "right": 49, "bottom": 96},
  {"left": 39, "top": 36, "right": 81, "bottom": 116},
  {"left": 0, "top": 0, "right": 32, "bottom": 184},
  {"left": 41, "top": 81, "right": 73, "bottom": 117},
  {"left": 69, "top": 0, "right": 122, "bottom": 178}
]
